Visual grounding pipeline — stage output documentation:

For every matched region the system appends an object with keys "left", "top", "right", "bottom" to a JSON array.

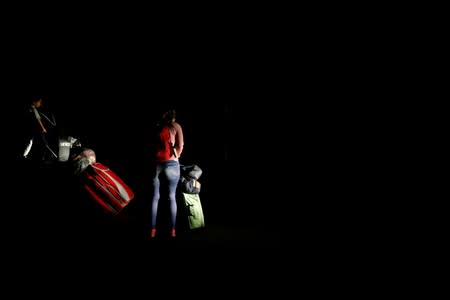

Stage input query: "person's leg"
[
  {"left": 23, "top": 138, "right": 33, "bottom": 158},
  {"left": 29, "top": 133, "right": 48, "bottom": 162},
  {"left": 164, "top": 161, "right": 180, "bottom": 236},
  {"left": 40, "top": 133, "right": 57, "bottom": 161},
  {"left": 151, "top": 164, "right": 162, "bottom": 237}
]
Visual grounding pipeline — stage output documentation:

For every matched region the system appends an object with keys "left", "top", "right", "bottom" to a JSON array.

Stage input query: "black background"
[
  {"left": 2, "top": 19, "right": 295, "bottom": 251},
  {"left": 1, "top": 10, "right": 338, "bottom": 272},
  {"left": 0, "top": 5, "right": 393, "bottom": 290}
]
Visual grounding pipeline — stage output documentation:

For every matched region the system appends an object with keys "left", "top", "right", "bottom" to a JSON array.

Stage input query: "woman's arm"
[
  {"left": 32, "top": 106, "right": 47, "bottom": 133},
  {"left": 37, "top": 117, "right": 47, "bottom": 133},
  {"left": 174, "top": 123, "right": 184, "bottom": 158}
]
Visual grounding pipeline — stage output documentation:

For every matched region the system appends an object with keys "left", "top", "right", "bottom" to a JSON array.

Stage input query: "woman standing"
[{"left": 150, "top": 108, "right": 184, "bottom": 238}]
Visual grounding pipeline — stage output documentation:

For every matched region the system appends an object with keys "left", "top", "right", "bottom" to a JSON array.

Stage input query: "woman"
[{"left": 150, "top": 108, "right": 184, "bottom": 238}]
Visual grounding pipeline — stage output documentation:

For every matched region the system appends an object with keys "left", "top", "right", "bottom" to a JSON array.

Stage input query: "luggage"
[
  {"left": 179, "top": 164, "right": 202, "bottom": 194},
  {"left": 58, "top": 136, "right": 81, "bottom": 162},
  {"left": 71, "top": 147, "right": 96, "bottom": 175},
  {"left": 178, "top": 164, "right": 205, "bottom": 229},
  {"left": 181, "top": 192, "right": 205, "bottom": 229},
  {"left": 81, "top": 162, "right": 134, "bottom": 216}
]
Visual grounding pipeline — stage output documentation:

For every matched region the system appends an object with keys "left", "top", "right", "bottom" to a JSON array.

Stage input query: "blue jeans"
[{"left": 151, "top": 160, "right": 180, "bottom": 229}]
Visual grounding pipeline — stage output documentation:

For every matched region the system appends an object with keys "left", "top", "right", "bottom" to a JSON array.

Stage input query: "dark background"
[
  {"left": 6, "top": 80, "right": 288, "bottom": 238},
  {"left": 0, "top": 9, "right": 307, "bottom": 255},
  {"left": 0, "top": 5, "right": 394, "bottom": 289},
  {"left": 2, "top": 33, "right": 292, "bottom": 251}
]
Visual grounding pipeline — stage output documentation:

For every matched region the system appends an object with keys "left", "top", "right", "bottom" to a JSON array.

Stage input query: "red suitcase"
[{"left": 82, "top": 162, "right": 134, "bottom": 215}]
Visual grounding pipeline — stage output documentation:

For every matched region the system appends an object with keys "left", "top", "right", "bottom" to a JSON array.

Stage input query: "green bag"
[{"left": 182, "top": 193, "right": 205, "bottom": 229}]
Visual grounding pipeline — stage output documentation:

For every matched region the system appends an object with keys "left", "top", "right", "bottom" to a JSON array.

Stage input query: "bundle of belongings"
[{"left": 179, "top": 164, "right": 205, "bottom": 229}]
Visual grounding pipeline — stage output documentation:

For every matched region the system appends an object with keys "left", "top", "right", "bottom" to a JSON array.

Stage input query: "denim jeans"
[{"left": 151, "top": 160, "right": 180, "bottom": 228}]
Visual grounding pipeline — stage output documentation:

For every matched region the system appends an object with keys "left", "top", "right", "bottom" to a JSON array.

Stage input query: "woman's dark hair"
[{"left": 161, "top": 109, "right": 176, "bottom": 124}]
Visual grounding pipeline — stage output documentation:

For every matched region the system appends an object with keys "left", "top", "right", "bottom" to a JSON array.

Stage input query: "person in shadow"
[{"left": 22, "top": 96, "right": 57, "bottom": 162}]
